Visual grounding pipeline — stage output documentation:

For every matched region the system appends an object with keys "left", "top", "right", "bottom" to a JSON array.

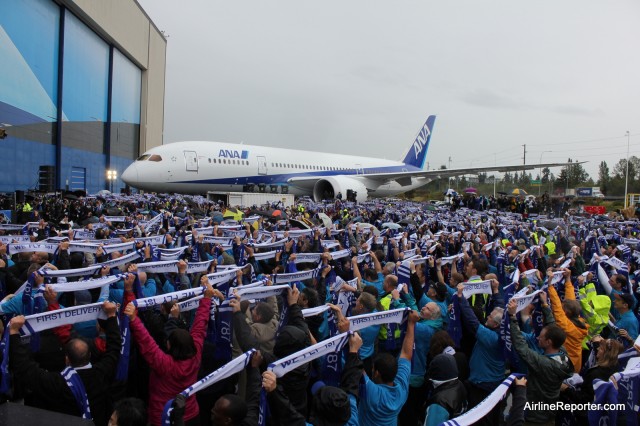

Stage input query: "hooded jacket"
[{"left": 548, "top": 278, "right": 588, "bottom": 372}]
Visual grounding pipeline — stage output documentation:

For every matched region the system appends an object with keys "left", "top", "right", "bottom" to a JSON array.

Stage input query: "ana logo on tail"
[{"left": 413, "top": 122, "right": 431, "bottom": 160}]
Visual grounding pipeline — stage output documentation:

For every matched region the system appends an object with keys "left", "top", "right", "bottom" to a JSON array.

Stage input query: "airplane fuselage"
[{"left": 122, "top": 141, "right": 429, "bottom": 200}]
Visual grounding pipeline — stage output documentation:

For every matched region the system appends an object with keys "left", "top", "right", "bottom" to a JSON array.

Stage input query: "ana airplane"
[{"left": 121, "top": 116, "right": 571, "bottom": 202}]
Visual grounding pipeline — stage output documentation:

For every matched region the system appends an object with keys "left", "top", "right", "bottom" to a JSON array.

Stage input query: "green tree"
[
  {"left": 558, "top": 158, "right": 590, "bottom": 188},
  {"left": 541, "top": 167, "right": 551, "bottom": 184},
  {"left": 597, "top": 161, "right": 610, "bottom": 193}
]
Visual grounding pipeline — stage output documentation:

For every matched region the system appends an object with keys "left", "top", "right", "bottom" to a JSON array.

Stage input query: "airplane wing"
[{"left": 287, "top": 162, "right": 582, "bottom": 187}]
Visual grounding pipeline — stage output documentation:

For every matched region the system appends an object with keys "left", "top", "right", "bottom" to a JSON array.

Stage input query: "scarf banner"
[
  {"left": 133, "top": 287, "right": 206, "bottom": 309},
  {"left": 548, "top": 271, "right": 565, "bottom": 287},
  {"left": 347, "top": 308, "right": 408, "bottom": 332},
  {"left": 103, "top": 216, "right": 126, "bottom": 223},
  {"left": 441, "top": 254, "right": 463, "bottom": 266},
  {"left": 272, "top": 268, "right": 320, "bottom": 285},
  {"left": 38, "top": 264, "right": 102, "bottom": 278},
  {"left": 213, "top": 280, "right": 233, "bottom": 362},
  {"left": 73, "top": 230, "right": 96, "bottom": 240},
  {"left": 61, "top": 366, "right": 92, "bottom": 420},
  {"left": 161, "top": 349, "right": 256, "bottom": 426},
  {"left": 0, "top": 328, "right": 10, "bottom": 393},
  {"left": 186, "top": 260, "right": 213, "bottom": 274},
  {"left": 68, "top": 242, "right": 102, "bottom": 254},
  {"left": 251, "top": 238, "right": 287, "bottom": 250},
  {"left": 252, "top": 250, "right": 278, "bottom": 261},
  {"left": 511, "top": 290, "right": 542, "bottom": 314},
  {"left": 588, "top": 379, "right": 618, "bottom": 426},
  {"left": 441, "top": 374, "right": 523, "bottom": 426},
  {"left": 0, "top": 235, "right": 30, "bottom": 244},
  {"left": 178, "top": 295, "right": 204, "bottom": 312},
  {"left": 100, "top": 250, "right": 141, "bottom": 269},
  {"left": 597, "top": 264, "right": 613, "bottom": 295},
  {"left": 45, "top": 275, "right": 121, "bottom": 293},
  {"left": 606, "top": 256, "right": 627, "bottom": 271},
  {"left": 302, "top": 305, "right": 331, "bottom": 318},
  {"left": 448, "top": 295, "right": 463, "bottom": 347},
  {"left": 462, "top": 280, "right": 493, "bottom": 299},
  {"left": 7, "top": 243, "right": 59, "bottom": 255},
  {"left": 135, "top": 260, "right": 179, "bottom": 274},
  {"left": 321, "top": 240, "right": 341, "bottom": 250},
  {"left": 20, "top": 302, "right": 107, "bottom": 336},
  {"left": 154, "top": 246, "right": 188, "bottom": 261},
  {"left": 268, "top": 331, "right": 351, "bottom": 378},
  {"left": 206, "top": 268, "right": 241, "bottom": 286},
  {"left": 0, "top": 224, "right": 26, "bottom": 231},
  {"left": 329, "top": 249, "right": 351, "bottom": 260},
  {"left": 234, "top": 284, "right": 290, "bottom": 301},
  {"left": 203, "top": 236, "right": 234, "bottom": 247},
  {"left": 609, "top": 360, "right": 640, "bottom": 426},
  {"left": 134, "top": 235, "right": 166, "bottom": 246},
  {"left": 292, "top": 253, "right": 322, "bottom": 264}
]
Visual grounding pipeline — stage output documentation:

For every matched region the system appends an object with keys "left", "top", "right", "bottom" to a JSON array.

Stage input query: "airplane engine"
[{"left": 312, "top": 177, "right": 368, "bottom": 202}]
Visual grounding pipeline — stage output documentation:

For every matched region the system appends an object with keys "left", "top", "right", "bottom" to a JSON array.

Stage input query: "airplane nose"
[{"left": 121, "top": 163, "right": 138, "bottom": 185}]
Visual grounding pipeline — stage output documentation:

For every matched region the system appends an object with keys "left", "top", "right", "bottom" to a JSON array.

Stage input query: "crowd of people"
[{"left": 0, "top": 191, "right": 638, "bottom": 426}]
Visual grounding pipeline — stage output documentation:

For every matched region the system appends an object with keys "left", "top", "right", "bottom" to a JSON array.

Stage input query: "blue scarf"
[
  {"left": 447, "top": 294, "right": 462, "bottom": 347},
  {"left": 61, "top": 366, "right": 92, "bottom": 420},
  {"left": 213, "top": 280, "right": 232, "bottom": 362},
  {"left": 22, "top": 273, "right": 45, "bottom": 351},
  {"left": 0, "top": 327, "right": 10, "bottom": 393},
  {"left": 115, "top": 274, "right": 143, "bottom": 381}
]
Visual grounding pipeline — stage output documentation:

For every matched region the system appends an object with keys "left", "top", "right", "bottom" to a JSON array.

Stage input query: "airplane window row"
[
  {"left": 208, "top": 158, "right": 249, "bottom": 166},
  {"left": 269, "top": 162, "right": 349, "bottom": 171}
]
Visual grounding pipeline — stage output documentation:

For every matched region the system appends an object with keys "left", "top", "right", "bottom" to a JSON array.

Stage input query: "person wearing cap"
[
  {"left": 456, "top": 280, "right": 505, "bottom": 426},
  {"left": 507, "top": 298, "right": 573, "bottom": 425},
  {"left": 612, "top": 292, "right": 639, "bottom": 347},
  {"left": 423, "top": 353, "right": 467, "bottom": 426}
]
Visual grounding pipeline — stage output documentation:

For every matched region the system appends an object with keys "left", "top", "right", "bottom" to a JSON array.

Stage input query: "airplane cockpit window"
[
  {"left": 148, "top": 155, "right": 162, "bottom": 162},
  {"left": 136, "top": 155, "right": 150, "bottom": 161}
]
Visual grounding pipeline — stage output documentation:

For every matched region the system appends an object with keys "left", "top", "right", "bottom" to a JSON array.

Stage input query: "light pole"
[
  {"left": 624, "top": 131, "right": 630, "bottom": 208},
  {"left": 539, "top": 151, "right": 552, "bottom": 196},
  {"left": 106, "top": 170, "right": 117, "bottom": 193},
  {"left": 493, "top": 153, "right": 497, "bottom": 198}
]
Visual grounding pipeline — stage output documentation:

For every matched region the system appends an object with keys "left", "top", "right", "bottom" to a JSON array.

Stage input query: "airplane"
[{"left": 121, "top": 116, "right": 574, "bottom": 202}]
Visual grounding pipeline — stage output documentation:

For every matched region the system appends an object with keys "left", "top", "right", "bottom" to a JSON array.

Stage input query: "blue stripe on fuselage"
[{"left": 173, "top": 165, "right": 420, "bottom": 185}]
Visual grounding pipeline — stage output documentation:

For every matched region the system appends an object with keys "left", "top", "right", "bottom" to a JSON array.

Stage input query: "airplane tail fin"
[{"left": 401, "top": 115, "right": 436, "bottom": 169}]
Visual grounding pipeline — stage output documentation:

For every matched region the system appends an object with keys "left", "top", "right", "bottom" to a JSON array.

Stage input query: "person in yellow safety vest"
[
  {"left": 378, "top": 275, "right": 417, "bottom": 350},
  {"left": 22, "top": 202, "right": 33, "bottom": 212},
  {"left": 578, "top": 279, "right": 612, "bottom": 349},
  {"left": 544, "top": 240, "right": 556, "bottom": 256},
  {"left": 464, "top": 257, "right": 490, "bottom": 321},
  {"left": 530, "top": 231, "right": 538, "bottom": 245}
]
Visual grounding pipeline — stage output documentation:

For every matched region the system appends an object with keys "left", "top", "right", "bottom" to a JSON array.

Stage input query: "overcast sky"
[{"left": 137, "top": 0, "right": 639, "bottom": 179}]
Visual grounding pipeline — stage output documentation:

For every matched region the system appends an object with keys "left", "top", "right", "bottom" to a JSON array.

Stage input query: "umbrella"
[
  {"left": 80, "top": 216, "right": 100, "bottom": 226},
  {"left": 288, "top": 219, "right": 310, "bottom": 230},
  {"left": 223, "top": 207, "right": 244, "bottom": 221},
  {"left": 443, "top": 189, "right": 458, "bottom": 197},
  {"left": 382, "top": 222, "right": 402, "bottom": 230},
  {"left": 317, "top": 213, "right": 332, "bottom": 229},
  {"left": 574, "top": 200, "right": 586, "bottom": 204},
  {"left": 497, "top": 191, "right": 508, "bottom": 195},
  {"left": 464, "top": 187, "right": 477, "bottom": 194},
  {"left": 64, "top": 194, "right": 79, "bottom": 200},
  {"left": 398, "top": 218, "right": 416, "bottom": 226},
  {"left": 424, "top": 204, "right": 438, "bottom": 211},
  {"left": 512, "top": 188, "right": 528, "bottom": 196},
  {"left": 212, "top": 212, "right": 224, "bottom": 223}
]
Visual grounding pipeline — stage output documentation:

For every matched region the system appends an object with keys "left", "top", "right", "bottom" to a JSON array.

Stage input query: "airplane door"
[
  {"left": 257, "top": 156, "right": 267, "bottom": 175},
  {"left": 184, "top": 151, "right": 198, "bottom": 172},
  {"left": 355, "top": 164, "right": 364, "bottom": 175}
]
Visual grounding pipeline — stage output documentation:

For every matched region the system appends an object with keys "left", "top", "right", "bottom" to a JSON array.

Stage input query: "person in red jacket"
[{"left": 124, "top": 276, "right": 224, "bottom": 426}]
